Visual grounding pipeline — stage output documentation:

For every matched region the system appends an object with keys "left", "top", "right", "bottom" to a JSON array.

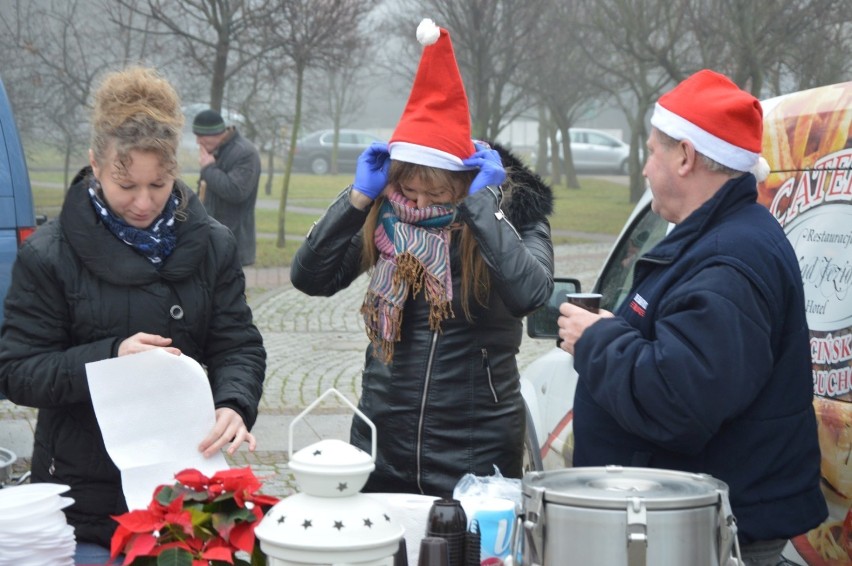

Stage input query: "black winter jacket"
[
  {"left": 199, "top": 127, "right": 261, "bottom": 266},
  {"left": 290, "top": 146, "right": 554, "bottom": 497},
  {"left": 0, "top": 169, "right": 266, "bottom": 547}
]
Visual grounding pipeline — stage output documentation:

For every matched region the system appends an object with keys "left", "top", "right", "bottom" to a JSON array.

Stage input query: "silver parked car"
[
  {"left": 537, "top": 128, "right": 632, "bottom": 175},
  {"left": 292, "top": 128, "right": 384, "bottom": 175},
  {"left": 565, "top": 128, "right": 631, "bottom": 174}
]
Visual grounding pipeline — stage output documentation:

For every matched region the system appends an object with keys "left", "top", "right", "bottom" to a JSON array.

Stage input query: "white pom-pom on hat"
[
  {"left": 752, "top": 156, "right": 770, "bottom": 182},
  {"left": 416, "top": 18, "right": 440, "bottom": 45}
]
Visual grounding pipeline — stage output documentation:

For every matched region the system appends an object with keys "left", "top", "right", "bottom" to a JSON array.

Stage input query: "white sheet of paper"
[{"left": 86, "top": 349, "right": 229, "bottom": 510}]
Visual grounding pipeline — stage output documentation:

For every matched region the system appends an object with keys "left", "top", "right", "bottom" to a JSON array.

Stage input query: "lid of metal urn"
[{"left": 522, "top": 466, "right": 728, "bottom": 510}]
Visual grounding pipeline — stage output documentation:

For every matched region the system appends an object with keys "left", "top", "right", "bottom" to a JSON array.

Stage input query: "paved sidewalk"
[{"left": 0, "top": 240, "right": 613, "bottom": 497}]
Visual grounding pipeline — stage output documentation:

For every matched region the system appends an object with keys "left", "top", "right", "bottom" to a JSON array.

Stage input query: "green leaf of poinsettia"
[
  {"left": 250, "top": 545, "right": 267, "bottom": 566},
  {"left": 228, "top": 508, "right": 256, "bottom": 523},
  {"left": 155, "top": 486, "right": 178, "bottom": 506},
  {"left": 156, "top": 548, "right": 194, "bottom": 566}
]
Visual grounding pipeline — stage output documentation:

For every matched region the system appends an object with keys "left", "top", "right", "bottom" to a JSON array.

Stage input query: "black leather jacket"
[{"left": 291, "top": 147, "right": 554, "bottom": 496}]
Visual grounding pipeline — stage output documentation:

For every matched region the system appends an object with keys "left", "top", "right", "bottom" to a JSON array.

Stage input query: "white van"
[{"left": 522, "top": 80, "right": 852, "bottom": 564}]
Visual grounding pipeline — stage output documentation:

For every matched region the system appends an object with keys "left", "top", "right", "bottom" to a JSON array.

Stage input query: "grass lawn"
[{"left": 29, "top": 170, "right": 638, "bottom": 268}]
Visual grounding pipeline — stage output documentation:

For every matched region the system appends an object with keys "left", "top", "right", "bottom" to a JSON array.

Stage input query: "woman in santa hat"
[{"left": 291, "top": 19, "right": 555, "bottom": 497}]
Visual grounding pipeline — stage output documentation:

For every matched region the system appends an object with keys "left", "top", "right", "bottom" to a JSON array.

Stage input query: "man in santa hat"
[
  {"left": 291, "top": 19, "right": 554, "bottom": 498},
  {"left": 558, "top": 70, "right": 827, "bottom": 565}
]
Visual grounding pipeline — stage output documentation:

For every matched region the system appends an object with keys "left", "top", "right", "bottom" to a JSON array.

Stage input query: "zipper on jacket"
[
  {"left": 49, "top": 457, "right": 55, "bottom": 476},
  {"left": 416, "top": 331, "right": 440, "bottom": 494},
  {"left": 486, "top": 185, "right": 521, "bottom": 241},
  {"left": 494, "top": 208, "right": 522, "bottom": 240},
  {"left": 482, "top": 348, "right": 499, "bottom": 403}
]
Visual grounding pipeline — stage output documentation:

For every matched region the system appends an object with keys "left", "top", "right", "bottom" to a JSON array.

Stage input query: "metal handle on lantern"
[{"left": 288, "top": 388, "right": 377, "bottom": 463}]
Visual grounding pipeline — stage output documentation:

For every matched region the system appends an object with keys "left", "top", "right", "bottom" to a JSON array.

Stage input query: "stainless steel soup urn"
[{"left": 521, "top": 466, "right": 739, "bottom": 566}]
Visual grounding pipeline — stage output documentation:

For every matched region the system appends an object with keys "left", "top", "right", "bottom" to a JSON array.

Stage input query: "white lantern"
[{"left": 255, "top": 389, "right": 404, "bottom": 566}]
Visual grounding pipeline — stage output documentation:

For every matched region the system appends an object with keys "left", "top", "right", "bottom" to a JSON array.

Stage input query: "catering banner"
[{"left": 758, "top": 81, "right": 852, "bottom": 565}]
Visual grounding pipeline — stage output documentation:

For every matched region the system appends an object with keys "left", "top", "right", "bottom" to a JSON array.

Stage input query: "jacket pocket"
[{"left": 481, "top": 348, "right": 499, "bottom": 403}]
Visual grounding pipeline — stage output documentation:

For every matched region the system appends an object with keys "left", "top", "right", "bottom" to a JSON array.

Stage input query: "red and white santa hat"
[
  {"left": 650, "top": 69, "right": 766, "bottom": 176},
  {"left": 388, "top": 19, "right": 475, "bottom": 171}
]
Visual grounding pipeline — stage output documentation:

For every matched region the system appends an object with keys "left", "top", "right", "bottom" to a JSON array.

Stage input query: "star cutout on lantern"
[
  {"left": 337, "top": 482, "right": 348, "bottom": 492},
  {"left": 302, "top": 519, "right": 313, "bottom": 529},
  {"left": 334, "top": 520, "right": 345, "bottom": 531},
  {"left": 277, "top": 516, "right": 286, "bottom": 524},
  {"left": 384, "top": 513, "right": 391, "bottom": 522},
  {"left": 313, "top": 449, "right": 322, "bottom": 456},
  {"left": 363, "top": 518, "right": 373, "bottom": 528}
]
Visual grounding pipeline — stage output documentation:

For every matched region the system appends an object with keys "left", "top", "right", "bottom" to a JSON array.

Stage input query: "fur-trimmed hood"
[{"left": 491, "top": 143, "right": 554, "bottom": 227}]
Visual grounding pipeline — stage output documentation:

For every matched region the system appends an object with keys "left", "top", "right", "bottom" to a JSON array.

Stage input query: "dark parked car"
[
  {"left": 292, "top": 129, "right": 384, "bottom": 175},
  {"left": 0, "top": 77, "right": 36, "bottom": 330}
]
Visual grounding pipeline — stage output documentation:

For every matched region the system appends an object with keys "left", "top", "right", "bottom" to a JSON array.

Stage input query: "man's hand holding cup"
[{"left": 558, "top": 293, "right": 611, "bottom": 355}]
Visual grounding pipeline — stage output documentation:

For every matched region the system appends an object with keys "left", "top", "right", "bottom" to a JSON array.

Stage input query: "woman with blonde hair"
[
  {"left": 291, "top": 20, "right": 553, "bottom": 497},
  {"left": 0, "top": 66, "right": 265, "bottom": 564}
]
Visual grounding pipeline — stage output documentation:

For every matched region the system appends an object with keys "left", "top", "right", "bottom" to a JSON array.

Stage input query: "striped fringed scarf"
[{"left": 361, "top": 189, "right": 456, "bottom": 363}]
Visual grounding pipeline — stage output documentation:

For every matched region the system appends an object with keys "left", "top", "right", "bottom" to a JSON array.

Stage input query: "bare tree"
[
  {"left": 574, "top": 0, "right": 687, "bottom": 202},
  {"left": 0, "top": 0, "right": 165, "bottom": 186},
  {"left": 684, "top": 0, "right": 851, "bottom": 96},
  {"left": 774, "top": 19, "right": 852, "bottom": 93},
  {"left": 113, "top": 0, "right": 274, "bottom": 112},
  {"left": 104, "top": 0, "right": 167, "bottom": 66},
  {"left": 318, "top": 38, "right": 373, "bottom": 175},
  {"left": 568, "top": 0, "right": 852, "bottom": 204},
  {"left": 783, "top": 21, "right": 852, "bottom": 92},
  {"left": 381, "top": 0, "right": 546, "bottom": 141},
  {"left": 228, "top": 55, "right": 295, "bottom": 195},
  {"left": 266, "top": 0, "right": 378, "bottom": 247},
  {"left": 518, "top": 0, "right": 604, "bottom": 187}
]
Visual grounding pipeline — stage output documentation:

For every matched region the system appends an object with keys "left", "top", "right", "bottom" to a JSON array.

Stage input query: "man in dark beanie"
[{"left": 193, "top": 108, "right": 260, "bottom": 266}]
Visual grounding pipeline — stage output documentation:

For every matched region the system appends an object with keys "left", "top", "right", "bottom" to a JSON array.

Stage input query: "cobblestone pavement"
[{"left": 0, "top": 240, "right": 613, "bottom": 497}]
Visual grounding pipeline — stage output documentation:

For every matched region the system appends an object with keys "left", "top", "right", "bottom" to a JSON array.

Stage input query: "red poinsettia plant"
[{"left": 110, "top": 467, "right": 280, "bottom": 566}]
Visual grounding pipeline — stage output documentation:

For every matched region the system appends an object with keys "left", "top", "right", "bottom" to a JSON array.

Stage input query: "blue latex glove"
[
  {"left": 462, "top": 146, "right": 506, "bottom": 195},
  {"left": 353, "top": 142, "right": 390, "bottom": 200}
]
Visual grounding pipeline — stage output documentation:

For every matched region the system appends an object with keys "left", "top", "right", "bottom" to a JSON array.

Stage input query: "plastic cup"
[
  {"left": 418, "top": 536, "right": 450, "bottom": 566},
  {"left": 565, "top": 292, "right": 602, "bottom": 313},
  {"left": 472, "top": 498, "right": 515, "bottom": 565},
  {"left": 427, "top": 498, "right": 468, "bottom": 535},
  {"left": 426, "top": 498, "right": 467, "bottom": 566},
  {"left": 465, "top": 519, "right": 481, "bottom": 566},
  {"left": 394, "top": 536, "right": 409, "bottom": 566}
]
